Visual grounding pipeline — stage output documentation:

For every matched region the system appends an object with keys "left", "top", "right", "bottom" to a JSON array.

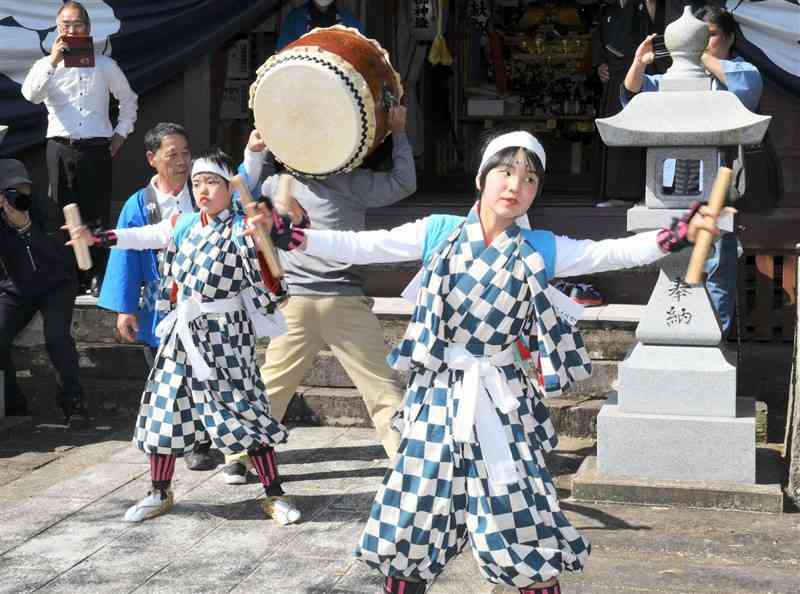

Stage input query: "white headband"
[
  {"left": 191, "top": 158, "right": 234, "bottom": 181},
  {"left": 477, "top": 131, "right": 547, "bottom": 179},
  {"left": 478, "top": 131, "right": 544, "bottom": 231}
]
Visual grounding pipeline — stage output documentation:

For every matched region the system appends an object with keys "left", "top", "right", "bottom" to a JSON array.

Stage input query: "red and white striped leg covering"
[
  {"left": 248, "top": 444, "right": 284, "bottom": 496},
  {"left": 149, "top": 453, "right": 176, "bottom": 494}
]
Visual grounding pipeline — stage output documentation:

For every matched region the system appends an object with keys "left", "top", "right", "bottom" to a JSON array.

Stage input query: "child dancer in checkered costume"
[
  {"left": 250, "top": 130, "right": 721, "bottom": 593},
  {"left": 70, "top": 148, "right": 307, "bottom": 525}
]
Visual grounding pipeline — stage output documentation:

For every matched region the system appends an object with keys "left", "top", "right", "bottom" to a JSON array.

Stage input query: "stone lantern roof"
[{"left": 595, "top": 6, "right": 770, "bottom": 147}]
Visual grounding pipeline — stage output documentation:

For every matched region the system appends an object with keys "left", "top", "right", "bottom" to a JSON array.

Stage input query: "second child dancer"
[{"left": 70, "top": 148, "right": 306, "bottom": 524}]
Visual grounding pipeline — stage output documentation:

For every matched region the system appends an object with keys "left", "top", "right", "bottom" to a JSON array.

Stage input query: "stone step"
[
  {"left": 14, "top": 300, "right": 638, "bottom": 391},
  {"left": 15, "top": 340, "right": 625, "bottom": 397},
  {"left": 283, "top": 386, "right": 605, "bottom": 438},
  {"left": 13, "top": 347, "right": 623, "bottom": 438},
  {"left": 11, "top": 298, "right": 643, "bottom": 436},
  {"left": 11, "top": 372, "right": 608, "bottom": 439},
  {"left": 0, "top": 416, "right": 33, "bottom": 441},
  {"left": 16, "top": 297, "right": 642, "bottom": 355},
  {"left": 15, "top": 376, "right": 146, "bottom": 420}
]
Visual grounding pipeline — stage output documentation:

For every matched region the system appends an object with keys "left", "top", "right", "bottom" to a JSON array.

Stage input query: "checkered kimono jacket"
[
  {"left": 133, "top": 208, "right": 289, "bottom": 457},
  {"left": 355, "top": 207, "right": 592, "bottom": 588}
]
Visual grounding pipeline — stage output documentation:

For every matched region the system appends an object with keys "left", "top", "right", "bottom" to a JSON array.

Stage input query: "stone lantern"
[{"left": 572, "top": 7, "right": 781, "bottom": 510}]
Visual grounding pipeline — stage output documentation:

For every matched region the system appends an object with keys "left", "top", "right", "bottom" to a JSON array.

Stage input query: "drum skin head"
[
  {"left": 253, "top": 60, "right": 362, "bottom": 176},
  {"left": 250, "top": 26, "right": 403, "bottom": 178}
]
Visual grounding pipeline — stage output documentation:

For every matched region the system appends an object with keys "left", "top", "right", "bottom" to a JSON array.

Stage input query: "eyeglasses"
[
  {"left": 161, "top": 151, "right": 192, "bottom": 162},
  {"left": 59, "top": 20, "right": 87, "bottom": 32}
]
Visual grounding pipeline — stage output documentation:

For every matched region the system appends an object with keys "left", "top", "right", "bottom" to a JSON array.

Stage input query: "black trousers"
[
  {"left": 0, "top": 281, "right": 82, "bottom": 411},
  {"left": 596, "top": 70, "right": 646, "bottom": 201},
  {"left": 46, "top": 138, "right": 112, "bottom": 279}
]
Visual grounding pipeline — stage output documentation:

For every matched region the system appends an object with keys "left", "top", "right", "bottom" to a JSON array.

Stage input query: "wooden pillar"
[{"left": 184, "top": 54, "right": 213, "bottom": 150}]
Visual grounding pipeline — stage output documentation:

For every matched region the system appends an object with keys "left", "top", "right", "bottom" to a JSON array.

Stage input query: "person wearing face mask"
[
  {"left": 276, "top": 0, "right": 363, "bottom": 51},
  {"left": 0, "top": 159, "right": 89, "bottom": 425}
]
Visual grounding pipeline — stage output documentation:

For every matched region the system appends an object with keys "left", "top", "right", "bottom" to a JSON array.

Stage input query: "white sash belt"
[
  {"left": 445, "top": 344, "right": 520, "bottom": 486},
  {"left": 155, "top": 295, "right": 245, "bottom": 381},
  {"left": 241, "top": 287, "right": 288, "bottom": 339}
]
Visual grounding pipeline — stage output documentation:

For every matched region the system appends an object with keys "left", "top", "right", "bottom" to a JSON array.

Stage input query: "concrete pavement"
[{"left": 1, "top": 422, "right": 799, "bottom": 594}]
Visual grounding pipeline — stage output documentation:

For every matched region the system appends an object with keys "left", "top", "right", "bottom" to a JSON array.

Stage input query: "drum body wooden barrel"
[{"left": 249, "top": 26, "right": 403, "bottom": 177}]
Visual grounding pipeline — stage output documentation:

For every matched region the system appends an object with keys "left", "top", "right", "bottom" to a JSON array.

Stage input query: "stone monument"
[{"left": 571, "top": 8, "right": 782, "bottom": 511}]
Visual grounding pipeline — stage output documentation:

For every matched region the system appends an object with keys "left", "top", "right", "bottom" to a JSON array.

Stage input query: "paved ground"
[{"left": 1, "top": 421, "right": 799, "bottom": 594}]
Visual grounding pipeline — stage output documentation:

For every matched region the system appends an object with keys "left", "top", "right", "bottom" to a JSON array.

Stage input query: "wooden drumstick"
[
  {"left": 273, "top": 174, "right": 306, "bottom": 224},
  {"left": 63, "top": 203, "right": 93, "bottom": 271},
  {"left": 230, "top": 175, "right": 284, "bottom": 279},
  {"left": 685, "top": 166, "right": 733, "bottom": 285}
]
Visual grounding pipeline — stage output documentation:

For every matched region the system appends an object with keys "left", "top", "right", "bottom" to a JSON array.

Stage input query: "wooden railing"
[{"left": 735, "top": 251, "right": 798, "bottom": 342}]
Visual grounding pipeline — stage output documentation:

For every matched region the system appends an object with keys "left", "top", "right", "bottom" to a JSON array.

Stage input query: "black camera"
[{"left": 1, "top": 187, "right": 31, "bottom": 211}]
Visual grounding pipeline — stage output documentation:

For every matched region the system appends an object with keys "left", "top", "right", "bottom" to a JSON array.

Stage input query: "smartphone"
[
  {"left": 651, "top": 34, "right": 672, "bottom": 61},
  {"left": 63, "top": 36, "right": 95, "bottom": 68}
]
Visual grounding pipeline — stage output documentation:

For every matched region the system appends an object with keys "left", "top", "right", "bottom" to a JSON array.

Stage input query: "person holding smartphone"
[{"left": 21, "top": 1, "right": 137, "bottom": 297}]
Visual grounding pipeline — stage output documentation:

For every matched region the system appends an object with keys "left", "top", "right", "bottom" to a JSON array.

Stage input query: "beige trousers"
[{"left": 226, "top": 295, "right": 404, "bottom": 464}]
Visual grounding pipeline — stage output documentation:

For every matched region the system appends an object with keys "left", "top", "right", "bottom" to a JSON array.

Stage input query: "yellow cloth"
[{"left": 428, "top": 0, "right": 453, "bottom": 66}]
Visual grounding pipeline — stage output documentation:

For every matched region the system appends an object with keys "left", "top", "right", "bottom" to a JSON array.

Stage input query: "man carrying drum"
[{"left": 221, "top": 105, "right": 415, "bottom": 484}]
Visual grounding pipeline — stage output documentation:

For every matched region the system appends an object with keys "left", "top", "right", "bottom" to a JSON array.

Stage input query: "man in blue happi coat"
[{"left": 98, "top": 122, "right": 266, "bottom": 470}]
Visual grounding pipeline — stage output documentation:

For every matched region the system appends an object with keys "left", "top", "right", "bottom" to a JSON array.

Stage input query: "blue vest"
[{"left": 422, "top": 214, "right": 556, "bottom": 280}]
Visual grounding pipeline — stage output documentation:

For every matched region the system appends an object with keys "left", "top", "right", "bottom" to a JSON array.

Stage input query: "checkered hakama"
[
  {"left": 133, "top": 209, "right": 289, "bottom": 457},
  {"left": 354, "top": 207, "right": 591, "bottom": 588}
]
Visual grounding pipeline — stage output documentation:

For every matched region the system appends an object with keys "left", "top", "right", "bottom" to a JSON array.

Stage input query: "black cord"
[{"left": 729, "top": 0, "right": 746, "bottom": 14}]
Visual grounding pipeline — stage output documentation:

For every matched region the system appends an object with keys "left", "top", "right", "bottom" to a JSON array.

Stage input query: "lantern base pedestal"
[
  {"left": 595, "top": 398, "right": 756, "bottom": 484},
  {"left": 571, "top": 454, "right": 784, "bottom": 513}
]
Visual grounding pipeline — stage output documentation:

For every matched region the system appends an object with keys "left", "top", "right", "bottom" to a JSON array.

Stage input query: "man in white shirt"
[{"left": 21, "top": 1, "right": 137, "bottom": 296}]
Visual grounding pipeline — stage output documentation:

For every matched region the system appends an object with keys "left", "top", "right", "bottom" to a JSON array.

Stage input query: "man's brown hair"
[{"left": 57, "top": 1, "right": 91, "bottom": 28}]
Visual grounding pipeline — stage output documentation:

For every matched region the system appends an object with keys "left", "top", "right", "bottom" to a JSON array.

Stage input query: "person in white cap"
[
  {"left": 67, "top": 147, "right": 307, "bottom": 525},
  {"left": 248, "top": 128, "right": 724, "bottom": 594}
]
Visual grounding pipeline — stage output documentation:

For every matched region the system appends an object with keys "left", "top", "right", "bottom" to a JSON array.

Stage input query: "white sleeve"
[
  {"left": 303, "top": 219, "right": 427, "bottom": 265},
  {"left": 106, "top": 59, "right": 138, "bottom": 138},
  {"left": 242, "top": 149, "right": 264, "bottom": 190},
  {"left": 260, "top": 175, "right": 277, "bottom": 199},
  {"left": 21, "top": 59, "right": 55, "bottom": 104},
  {"left": 554, "top": 230, "right": 666, "bottom": 278},
  {"left": 113, "top": 218, "right": 173, "bottom": 251}
]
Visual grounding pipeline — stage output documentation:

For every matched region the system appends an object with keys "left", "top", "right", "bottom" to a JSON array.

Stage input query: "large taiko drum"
[{"left": 249, "top": 26, "right": 404, "bottom": 178}]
